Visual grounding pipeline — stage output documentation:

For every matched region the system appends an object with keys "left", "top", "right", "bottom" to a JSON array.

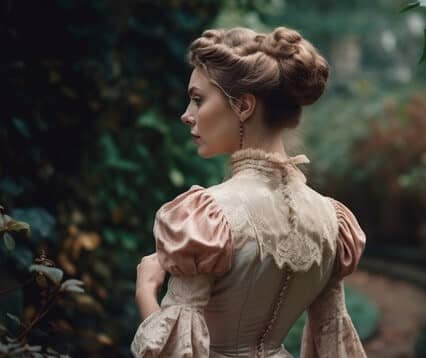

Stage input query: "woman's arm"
[
  {"left": 135, "top": 283, "right": 161, "bottom": 320},
  {"left": 131, "top": 186, "right": 233, "bottom": 357},
  {"left": 135, "top": 253, "right": 165, "bottom": 320}
]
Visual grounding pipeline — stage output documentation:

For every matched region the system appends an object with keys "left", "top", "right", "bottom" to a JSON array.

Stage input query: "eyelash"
[{"left": 191, "top": 97, "right": 202, "bottom": 106}]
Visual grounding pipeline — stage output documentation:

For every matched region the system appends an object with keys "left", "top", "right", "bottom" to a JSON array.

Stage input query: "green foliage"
[
  {"left": 284, "top": 285, "right": 379, "bottom": 357},
  {"left": 0, "top": 209, "right": 85, "bottom": 357},
  {"left": 345, "top": 286, "right": 380, "bottom": 339},
  {"left": 303, "top": 87, "right": 426, "bottom": 247},
  {"left": 2, "top": 0, "right": 225, "bottom": 355},
  {"left": 217, "top": 0, "right": 426, "bottom": 86},
  {"left": 0, "top": 207, "right": 54, "bottom": 273}
]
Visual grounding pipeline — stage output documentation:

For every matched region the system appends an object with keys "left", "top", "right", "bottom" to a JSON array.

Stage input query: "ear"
[{"left": 237, "top": 93, "right": 256, "bottom": 122}]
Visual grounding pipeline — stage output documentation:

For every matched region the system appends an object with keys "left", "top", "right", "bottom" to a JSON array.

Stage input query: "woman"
[{"left": 131, "top": 27, "right": 367, "bottom": 357}]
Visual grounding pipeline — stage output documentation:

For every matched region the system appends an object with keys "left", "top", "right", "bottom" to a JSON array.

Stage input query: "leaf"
[
  {"left": 136, "top": 111, "right": 169, "bottom": 134},
  {"left": 0, "top": 323, "right": 9, "bottom": 335},
  {"left": 6, "top": 313, "right": 23, "bottom": 327},
  {"left": 76, "top": 232, "right": 101, "bottom": 251},
  {"left": 97, "top": 333, "right": 114, "bottom": 346},
  {"left": 3, "top": 215, "right": 12, "bottom": 224},
  {"left": 102, "top": 229, "right": 116, "bottom": 244},
  {"left": 29, "top": 264, "right": 64, "bottom": 286},
  {"left": 120, "top": 233, "right": 137, "bottom": 250},
  {"left": 47, "top": 347, "right": 60, "bottom": 354},
  {"left": 73, "top": 294, "right": 103, "bottom": 314},
  {"left": 400, "top": 1, "right": 420, "bottom": 13},
  {"left": 3, "top": 232, "right": 15, "bottom": 250},
  {"left": 11, "top": 208, "right": 55, "bottom": 241},
  {"left": 0, "top": 214, "right": 12, "bottom": 229},
  {"left": 135, "top": 145, "right": 149, "bottom": 159},
  {"left": 2, "top": 220, "right": 31, "bottom": 237},
  {"left": 10, "top": 344, "right": 42, "bottom": 354},
  {"left": 11, "top": 117, "right": 31, "bottom": 138},
  {"left": 60, "top": 279, "right": 85, "bottom": 293},
  {"left": 100, "top": 133, "right": 119, "bottom": 162}
]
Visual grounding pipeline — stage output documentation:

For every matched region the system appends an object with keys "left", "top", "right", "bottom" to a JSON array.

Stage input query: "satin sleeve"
[
  {"left": 300, "top": 198, "right": 367, "bottom": 358},
  {"left": 131, "top": 185, "right": 233, "bottom": 357}
]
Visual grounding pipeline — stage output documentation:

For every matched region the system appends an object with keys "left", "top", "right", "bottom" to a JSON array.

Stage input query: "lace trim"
[
  {"left": 255, "top": 263, "right": 293, "bottom": 357},
  {"left": 230, "top": 147, "right": 310, "bottom": 184},
  {"left": 213, "top": 147, "right": 335, "bottom": 272},
  {"left": 260, "top": 168, "right": 325, "bottom": 272},
  {"left": 231, "top": 147, "right": 310, "bottom": 167}
]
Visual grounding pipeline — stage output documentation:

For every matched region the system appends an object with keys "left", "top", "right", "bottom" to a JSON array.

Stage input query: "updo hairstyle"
[{"left": 187, "top": 27, "right": 329, "bottom": 129}]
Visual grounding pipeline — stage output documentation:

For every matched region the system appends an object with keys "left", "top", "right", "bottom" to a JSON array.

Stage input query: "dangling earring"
[{"left": 239, "top": 120, "right": 244, "bottom": 149}]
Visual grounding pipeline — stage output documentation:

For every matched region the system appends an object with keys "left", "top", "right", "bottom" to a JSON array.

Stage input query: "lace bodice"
[
  {"left": 213, "top": 148, "right": 337, "bottom": 273},
  {"left": 131, "top": 148, "right": 367, "bottom": 358}
]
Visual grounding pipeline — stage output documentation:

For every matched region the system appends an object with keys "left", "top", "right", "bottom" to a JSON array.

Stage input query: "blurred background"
[{"left": 0, "top": 0, "right": 425, "bottom": 356}]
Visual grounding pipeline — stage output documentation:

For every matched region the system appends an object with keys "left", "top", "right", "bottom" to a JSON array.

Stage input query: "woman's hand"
[
  {"left": 135, "top": 253, "right": 166, "bottom": 320},
  {"left": 136, "top": 252, "right": 166, "bottom": 296}
]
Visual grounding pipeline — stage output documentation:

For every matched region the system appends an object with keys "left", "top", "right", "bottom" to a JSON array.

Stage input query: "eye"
[{"left": 191, "top": 97, "right": 203, "bottom": 106}]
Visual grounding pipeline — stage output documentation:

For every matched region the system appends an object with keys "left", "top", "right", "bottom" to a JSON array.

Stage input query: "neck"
[{"left": 239, "top": 130, "right": 289, "bottom": 160}]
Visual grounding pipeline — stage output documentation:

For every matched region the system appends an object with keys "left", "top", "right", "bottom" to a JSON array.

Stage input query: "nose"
[{"left": 181, "top": 112, "right": 195, "bottom": 126}]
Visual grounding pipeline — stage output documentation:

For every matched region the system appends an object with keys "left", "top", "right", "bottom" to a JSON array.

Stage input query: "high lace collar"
[{"left": 230, "top": 147, "right": 310, "bottom": 183}]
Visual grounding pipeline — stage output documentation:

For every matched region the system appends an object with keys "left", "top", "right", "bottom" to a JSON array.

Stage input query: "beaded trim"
[{"left": 255, "top": 263, "right": 293, "bottom": 357}]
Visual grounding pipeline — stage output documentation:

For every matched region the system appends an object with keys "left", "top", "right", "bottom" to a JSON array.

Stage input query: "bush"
[
  {"left": 304, "top": 88, "right": 426, "bottom": 249},
  {"left": 1, "top": 0, "right": 225, "bottom": 355}
]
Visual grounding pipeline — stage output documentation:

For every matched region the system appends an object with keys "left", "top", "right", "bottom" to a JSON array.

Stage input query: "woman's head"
[{"left": 180, "top": 26, "right": 329, "bottom": 158}]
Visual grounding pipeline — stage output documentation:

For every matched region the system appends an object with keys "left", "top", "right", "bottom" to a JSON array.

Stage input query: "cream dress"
[{"left": 131, "top": 148, "right": 367, "bottom": 357}]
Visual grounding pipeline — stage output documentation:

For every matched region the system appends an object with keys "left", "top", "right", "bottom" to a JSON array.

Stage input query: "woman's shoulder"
[
  {"left": 154, "top": 184, "right": 233, "bottom": 276},
  {"left": 298, "top": 184, "right": 367, "bottom": 277}
]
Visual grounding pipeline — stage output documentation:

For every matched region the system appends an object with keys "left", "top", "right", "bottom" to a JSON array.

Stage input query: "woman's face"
[{"left": 180, "top": 67, "right": 240, "bottom": 158}]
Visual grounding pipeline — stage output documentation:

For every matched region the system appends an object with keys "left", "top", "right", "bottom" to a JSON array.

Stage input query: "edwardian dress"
[{"left": 131, "top": 148, "right": 367, "bottom": 357}]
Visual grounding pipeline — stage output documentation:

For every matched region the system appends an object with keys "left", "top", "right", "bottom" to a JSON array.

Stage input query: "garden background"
[{"left": 1, "top": 0, "right": 425, "bottom": 357}]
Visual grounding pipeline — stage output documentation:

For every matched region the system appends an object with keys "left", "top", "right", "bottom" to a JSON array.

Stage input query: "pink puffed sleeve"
[
  {"left": 131, "top": 185, "right": 233, "bottom": 358},
  {"left": 154, "top": 184, "right": 233, "bottom": 276},
  {"left": 300, "top": 198, "right": 367, "bottom": 358},
  {"left": 330, "top": 198, "right": 366, "bottom": 279}
]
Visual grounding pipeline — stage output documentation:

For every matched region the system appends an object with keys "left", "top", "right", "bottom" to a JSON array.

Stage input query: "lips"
[{"left": 191, "top": 134, "right": 201, "bottom": 143}]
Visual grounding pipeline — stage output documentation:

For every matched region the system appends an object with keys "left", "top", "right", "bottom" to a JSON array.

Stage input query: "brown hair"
[{"left": 187, "top": 26, "right": 329, "bottom": 129}]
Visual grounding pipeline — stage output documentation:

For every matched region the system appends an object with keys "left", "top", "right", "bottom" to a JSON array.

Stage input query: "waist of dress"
[{"left": 209, "top": 344, "right": 293, "bottom": 358}]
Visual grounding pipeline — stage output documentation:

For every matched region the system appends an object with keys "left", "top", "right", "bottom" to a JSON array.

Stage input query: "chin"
[{"left": 197, "top": 146, "right": 213, "bottom": 159}]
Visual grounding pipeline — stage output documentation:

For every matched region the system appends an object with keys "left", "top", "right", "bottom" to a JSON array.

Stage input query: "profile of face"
[{"left": 180, "top": 67, "right": 241, "bottom": 158}]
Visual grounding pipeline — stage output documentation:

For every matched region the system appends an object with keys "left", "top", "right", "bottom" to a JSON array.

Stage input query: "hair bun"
[
  {"left": 260, "top": 27, "right": 302, "bottom": 59},
  {"left": 259, "top": 27, "right": 329, "bottom": 106}
]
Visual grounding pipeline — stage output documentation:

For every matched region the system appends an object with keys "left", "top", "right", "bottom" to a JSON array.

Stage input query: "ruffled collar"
[{"left": 229, "top": 147, "right": 310, "bottom": 183}]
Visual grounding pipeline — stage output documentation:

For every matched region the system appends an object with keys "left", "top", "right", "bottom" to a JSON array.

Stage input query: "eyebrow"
[{"left": 187, "top": 86, "right": 200, "bottom": 96}]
